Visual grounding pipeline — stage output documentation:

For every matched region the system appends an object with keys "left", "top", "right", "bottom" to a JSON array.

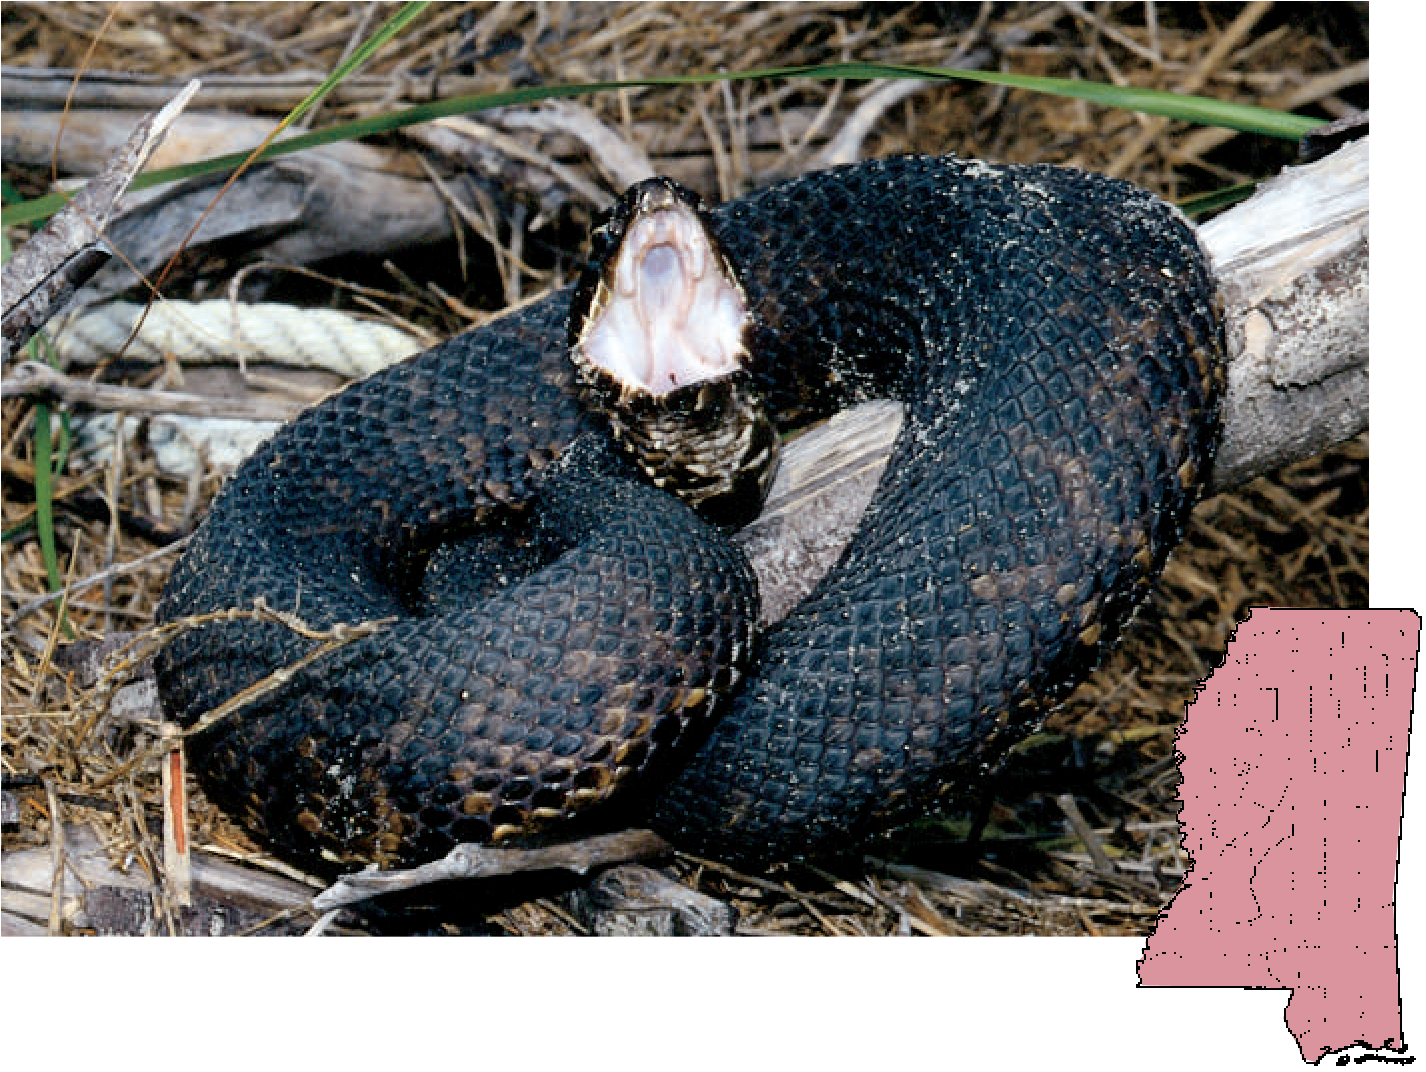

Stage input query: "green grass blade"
[
  {"left": 1177, "top": 180, "right": 1262, "bottom": 218},
  {"left": 31, "top": 398, "right": 73, "bottom": 639},
  {"left": 32, "top": 400, "right": 62, "bottom": 593},
  {"left": 275, "top": 1, "right": 428, "bottom": 135},
  {"left": 835, "top": 62, "right": 1321, "bottom": 137},
  {"left": 28, "top": 348, "right": 74, "bottom": 634},
  {"left": 1, "top": 61, "right": 1331, "bottom": 228}
]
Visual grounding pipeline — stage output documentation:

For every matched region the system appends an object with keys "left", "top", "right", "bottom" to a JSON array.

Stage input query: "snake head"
[
  {"left": 569, "top": 177, "right": 777, "bottom": 529},
  {"left": 571, "top": 177, "right": 749, "bottom": 398}
]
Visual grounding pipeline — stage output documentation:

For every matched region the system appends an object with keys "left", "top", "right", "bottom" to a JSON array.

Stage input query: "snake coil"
[{"left": 156, "top": 155, "right": 1222, "bottom": 876}]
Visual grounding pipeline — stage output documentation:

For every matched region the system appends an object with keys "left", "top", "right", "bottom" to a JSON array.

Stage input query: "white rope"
[
  {"left": 52, "top": 299, "right": 422, "bottom": 379},
  {"left": 53, "top": 300, "right": 425, "bottom": 478}
]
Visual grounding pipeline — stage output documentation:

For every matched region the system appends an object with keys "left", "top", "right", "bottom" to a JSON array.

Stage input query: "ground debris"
[{"left": 2, "top": 2, "right": 1367, "bottom": 936}]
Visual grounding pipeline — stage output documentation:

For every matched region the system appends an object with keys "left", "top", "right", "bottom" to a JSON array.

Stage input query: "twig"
[
  {"left": 494, "top": 101, "right": 658, "bottom": 191},
  {"left": 160, "top": 722, "right": 192, "bottom": 907},
  {"left": 0, "top": 66, "right": 497, "bottom": 113},
  {"left": 182, "top": 615, "right": 389, "bottom": 735},
  {"left": 812, "top": 4, "right": 992, "bottom": 170},
  {"left": 422, "top": 114, "right": 616, "bottom": 209},
  {"left": 2, "top": 80, "right": 201, "bottom": 360},
  {"left": 311, "top": 828, "right": 671, "bottom": 911},
  {"left": 3, "top": 459, "right": 188, "bottom": 547},
  {"left": 870, "top": 858, "right": 1166, "bottom": 914},
  {"left": 87, "top": 605, "right": 392, "bottom": 791},
  {"left": 1063, "top": 2, "right": 1166, "bottom": 67},
  {"left": 1056, "top": 793, "right": 1116, "bottom": 875},
  {"left": 694, "top": 88, "right": 734, "bottom": 204},
  {"left": 4, "top": 537, "right": 189, "bottom": 628},
  {"left": 1103, "top": 1, "right": 1274, "bottom": 178},
  {"left": 674, "top": 851, "right": 851, "bottom": 909},
  {"left": 43, "top": 778, "right": 65, "bottom": 935},
  {"left": 415, "top": 154, "right": 520, "bottom": 302},
  {"left": 805, "top": 862, "right": 953, "bottom": 936},
  {"left": 780, "top": 878, "right": 850, "bottom": 936},
  {"left": 813, "top": 80, "right": 929, "bottom": 169},
  {"left": 303, "top": 0, "right": 381, "bottom": 130},
  {"left": 304, "top": 908, "right": 344, "bottom": 936},
  {"left": 1, "top": 359, "right": 306, "bottom": 421}
]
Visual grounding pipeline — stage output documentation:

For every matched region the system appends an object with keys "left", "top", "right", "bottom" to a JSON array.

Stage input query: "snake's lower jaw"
[{"left": 570, "top": 177, "right": 776, "bottom": 526}]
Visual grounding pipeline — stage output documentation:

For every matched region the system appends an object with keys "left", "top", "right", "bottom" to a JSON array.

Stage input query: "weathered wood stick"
[
  {"left": 1, "top": 82, "right": 200, "bottom": 361},
  {"left": 1199, "top": 135, "right": 1368, "bottom": 491},
  {"left": 1, "top": 359, "right": 305, "bottom": 421}
]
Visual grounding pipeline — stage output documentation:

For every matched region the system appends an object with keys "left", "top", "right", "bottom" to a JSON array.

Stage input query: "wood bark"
[{"left": 1199, "top": 136, "right": 1368, "bottom": 491}]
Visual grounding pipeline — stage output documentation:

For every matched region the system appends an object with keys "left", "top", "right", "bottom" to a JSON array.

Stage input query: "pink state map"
[{"left": 1138, "top": 608, "right": 1419, "bottom": 1063}]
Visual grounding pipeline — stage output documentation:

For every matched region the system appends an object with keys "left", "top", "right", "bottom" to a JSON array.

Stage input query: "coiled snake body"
[{"left": 155, "top": 155, "right": 1223, "bottom": 876}]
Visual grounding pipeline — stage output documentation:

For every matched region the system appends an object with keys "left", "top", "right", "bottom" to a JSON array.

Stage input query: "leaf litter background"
[{"left": 0, "top": 2, "right": 1368, "bottom": 935}]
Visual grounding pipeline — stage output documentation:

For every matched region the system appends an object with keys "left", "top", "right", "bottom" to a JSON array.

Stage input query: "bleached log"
[
  {"left": 736, "top": 136, "right": 1369, "bottom": 619},
  {"left": 1198, "top": 136, "right": 1368, "bottom": 491}
]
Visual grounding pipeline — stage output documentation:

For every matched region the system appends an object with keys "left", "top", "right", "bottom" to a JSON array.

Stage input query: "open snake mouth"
[
  {"left": 569, "top": 179, "right": 776, "bottom": 527},
  {"left": 572, "top": 179, "right": 750, "bottom": 399}
]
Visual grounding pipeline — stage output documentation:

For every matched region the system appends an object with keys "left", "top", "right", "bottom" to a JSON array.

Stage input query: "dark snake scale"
[{"left": 155, "top": 155, "right": 1223, "bottom": 876}]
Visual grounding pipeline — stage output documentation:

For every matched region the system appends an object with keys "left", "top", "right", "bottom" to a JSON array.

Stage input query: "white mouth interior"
[{"left": 576, "top": 204, "right": 747, "bottom": 397}]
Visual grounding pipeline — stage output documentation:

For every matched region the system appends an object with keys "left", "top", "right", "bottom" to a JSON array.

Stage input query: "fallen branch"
[
  {"left": 2, "top": 822, "right": 335, "bottom": 936},
  {"left": 0, "top": 65, "right": 491, "bottom": 113},
  {"left": 1, "top": 81, "right": 200, "bottom": 360},
  {"left": 311, "top": 828, "right": 672, "bottom": 911},
  {"left": 2, "top": 536, "right": 186, "bottom": 627},
  {"left": 1, "top": 359, "right": 306, "bottom": 421},
  {"left": 1199, "top": 135, "right": 1368, "bottom": 490},
  {"left": 3, "top": 108, "right": 459, "bottom": 306}
]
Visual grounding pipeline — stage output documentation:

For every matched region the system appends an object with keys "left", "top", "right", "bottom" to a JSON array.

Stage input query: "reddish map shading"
[{"left": 1138, "top": 609, "right": 1418, "bottom": 1064}]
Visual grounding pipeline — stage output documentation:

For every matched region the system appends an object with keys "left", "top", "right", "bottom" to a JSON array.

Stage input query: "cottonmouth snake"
[{"left": 155, "top": 154, "right": 1223, "bottom": 877}]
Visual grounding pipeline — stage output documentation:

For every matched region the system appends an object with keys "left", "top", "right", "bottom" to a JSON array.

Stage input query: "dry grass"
[{"left": 1, "top": 1, "right": 1368, "bottom": 935}]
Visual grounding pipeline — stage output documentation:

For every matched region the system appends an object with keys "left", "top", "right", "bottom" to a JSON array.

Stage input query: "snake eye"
[{"left": 589, "top": 220, "right": 621, "bottom": 263}]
